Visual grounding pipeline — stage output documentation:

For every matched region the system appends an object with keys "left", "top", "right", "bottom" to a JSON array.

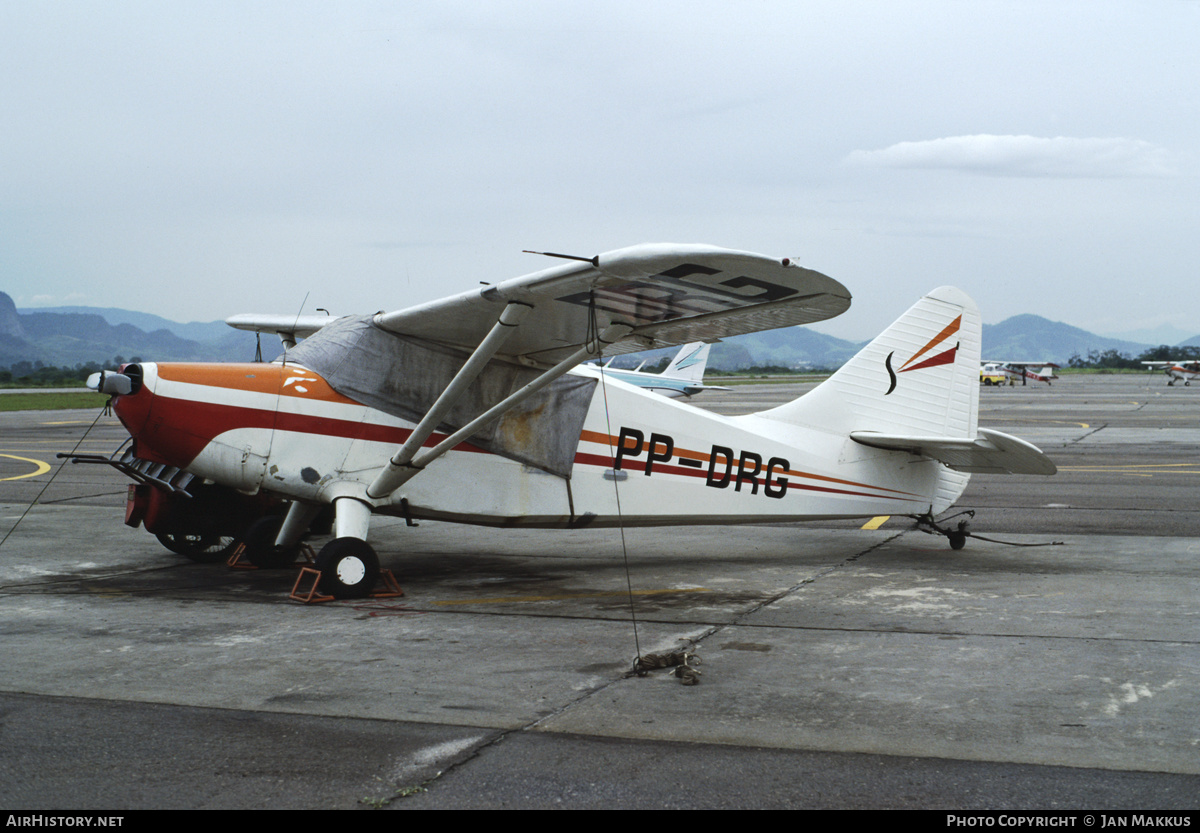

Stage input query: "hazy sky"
[{"left": 3, "top": 1, "right": 1197, "bottom": 340}]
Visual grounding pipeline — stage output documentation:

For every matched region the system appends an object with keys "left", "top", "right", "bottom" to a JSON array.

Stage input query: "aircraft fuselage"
[{"left": 112, "top": 360, "right": 951, "bottom": 530}]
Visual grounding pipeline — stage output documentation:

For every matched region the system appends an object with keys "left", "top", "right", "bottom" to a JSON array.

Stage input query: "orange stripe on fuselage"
[{"left": 155, "top": 363, "right": 359, "bottom": 405}]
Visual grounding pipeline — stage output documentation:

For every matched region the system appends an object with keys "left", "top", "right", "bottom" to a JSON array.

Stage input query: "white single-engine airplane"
[
  {"left": 1141, "top": 360, "right": 1200, "bottom": 386},
  {"left": 980, "top": 361, "right": 1059, "bottom": 386},
  {"left": 78, "top": 244, "right": 1055, "bottom": 599},
  {"left": 596, "top": 342, "right": 728, "bottom": 398}
]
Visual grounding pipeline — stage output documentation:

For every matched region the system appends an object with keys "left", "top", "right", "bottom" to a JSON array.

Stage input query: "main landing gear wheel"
[
  {"left": 315, "top": 538, "right": 380, "bottom": 599},
  {"left": 156, "top": 532, "right": 237, "bottom": 563},
  {"left": 240, "top": 515, "right": 302, "bottom": 568}
]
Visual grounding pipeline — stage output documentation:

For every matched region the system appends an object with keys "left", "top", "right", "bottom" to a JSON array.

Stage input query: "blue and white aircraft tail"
[{"left": 601, "top": 342, "right": 729, "bottom": 398}]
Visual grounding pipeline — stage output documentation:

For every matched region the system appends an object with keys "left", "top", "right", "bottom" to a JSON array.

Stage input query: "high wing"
[{"left": 372, "top": 243, "right": 850, "bottom": 366}]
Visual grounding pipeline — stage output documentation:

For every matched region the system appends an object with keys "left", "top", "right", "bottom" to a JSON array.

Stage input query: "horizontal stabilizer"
[{"left": 849, "top": 428, "right": 1056, "bottom": 475}]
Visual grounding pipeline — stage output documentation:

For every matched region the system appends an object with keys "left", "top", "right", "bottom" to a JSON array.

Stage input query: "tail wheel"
[
  {"left": 240, "top": 515, "right": 301, "bottom": 568},
  {"left": 315, "top": 538, "right": 380, "bottom": 599}
]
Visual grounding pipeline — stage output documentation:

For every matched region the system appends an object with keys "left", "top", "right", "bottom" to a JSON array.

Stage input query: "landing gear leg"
[
  {"left": 314, "top": 498, "right": 380, "bottom": 599},
  {"left": 276, "top": 501, "right": 323, "bottom": 549}
]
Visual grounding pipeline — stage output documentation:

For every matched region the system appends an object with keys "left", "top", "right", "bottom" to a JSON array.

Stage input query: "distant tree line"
[
  {"left": 709, "top": 364, "right": 835, "bottom": 376},
  {"left": 0, "top": 357, "right": 142, "bottom": 387},
  {"left": 1067, "top": 345, "right": 1200, "bottom": 370}
]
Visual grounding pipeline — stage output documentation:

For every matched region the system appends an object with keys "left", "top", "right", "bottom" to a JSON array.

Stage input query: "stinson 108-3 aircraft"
[{"left": 76, "top": 244, "right": 1055, "bottom": 599}]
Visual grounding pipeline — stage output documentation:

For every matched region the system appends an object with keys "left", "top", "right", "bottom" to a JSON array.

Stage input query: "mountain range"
[{"left": 2, "top": 290, "right": 1196, "bottom": 371}]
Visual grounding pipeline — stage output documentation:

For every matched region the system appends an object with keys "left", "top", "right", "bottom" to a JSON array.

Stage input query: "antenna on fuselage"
[{"left": 280, "top": 292, "right": 310, "bottom": 367}]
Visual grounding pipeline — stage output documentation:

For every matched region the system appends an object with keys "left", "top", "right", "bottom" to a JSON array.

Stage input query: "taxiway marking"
[{"left": 0, "top": 454, "right": 51, "bottom": 481}]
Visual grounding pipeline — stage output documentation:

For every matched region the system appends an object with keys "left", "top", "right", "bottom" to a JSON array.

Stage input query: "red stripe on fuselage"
[{"left": 121, "top": 390, "right": 486, "bottom": 469}]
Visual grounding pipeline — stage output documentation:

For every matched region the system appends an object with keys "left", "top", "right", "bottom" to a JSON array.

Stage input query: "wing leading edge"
[{"left": 372, "top": 243, "right": 851, "bottom": 366}]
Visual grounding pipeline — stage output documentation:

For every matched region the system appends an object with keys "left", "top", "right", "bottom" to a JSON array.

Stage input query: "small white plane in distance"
[
  {"left": 76, "top": 243, "right": 1055, "bottom": 600},
  {"left": 596, "top": 342, "right": 729, "bottom": 398},
  {"left": 980, "top": 361, "right": 1059, "bottom": 386},
  {"left": 1141, "top": 360, "right": 1200, "bottom": 386}
]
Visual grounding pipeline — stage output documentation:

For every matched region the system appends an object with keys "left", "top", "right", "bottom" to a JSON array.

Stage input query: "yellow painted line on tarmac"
[
  {"left": 0, "top": 453, "right": 52, "bottom": 481},
  {"left": 861, "top": 516, "right": 890, "bottom": 530},
  {"left": 433, "top": 587, "right": 711, "bottom": 606}
]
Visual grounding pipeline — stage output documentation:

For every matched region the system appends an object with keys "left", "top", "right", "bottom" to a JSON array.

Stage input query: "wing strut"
[
  {"left": 365, "top": 320, "right": 633, "bottom": 499},
  {"left": 363, "top": 301, "right": 532, "bottom": 497}
]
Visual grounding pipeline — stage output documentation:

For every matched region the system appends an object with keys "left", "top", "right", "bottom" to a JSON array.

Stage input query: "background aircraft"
[
  {"left": 594, "top": 342, "right": 728, "bottom": 398},
  {"left": 1141, "top": 360, "right": 1200, "bottom": 386},
  {"left": 980, "top": 361, "right": 1059, "bottom": 386}
]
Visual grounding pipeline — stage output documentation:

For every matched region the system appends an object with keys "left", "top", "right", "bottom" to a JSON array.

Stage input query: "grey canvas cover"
[{"left": 283, "top": 315, "right": 597, "bottom": 478}]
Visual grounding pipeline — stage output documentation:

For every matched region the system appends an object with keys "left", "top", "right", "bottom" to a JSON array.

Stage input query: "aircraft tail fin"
[
  {"left": 760, "top": 286, "right": 981, "bottom": 435},
  {"left": 758, "top": 286, "right": 985, "bottom": 511},
  {"left": 661, "top": 342, "right": 712, "bottom": 382}
]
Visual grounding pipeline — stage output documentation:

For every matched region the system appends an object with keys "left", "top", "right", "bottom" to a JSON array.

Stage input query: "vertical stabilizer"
[
  {"left": 757, "top": 286, "right": 983, "bottom": 510},
  {"left": 661, "top": 342, "right": 711, "bottom": 382}
]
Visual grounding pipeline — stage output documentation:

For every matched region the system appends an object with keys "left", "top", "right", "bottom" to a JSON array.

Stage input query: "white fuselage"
[{"left": 117, "top": 360, "right": 952, "bottom": 531}]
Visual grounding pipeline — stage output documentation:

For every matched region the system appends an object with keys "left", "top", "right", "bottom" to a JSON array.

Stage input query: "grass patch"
[{"left": 0, "top": 392, "right": 110, "bottom": 412}]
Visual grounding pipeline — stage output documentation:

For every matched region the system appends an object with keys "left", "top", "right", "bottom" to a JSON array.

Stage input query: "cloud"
[{"left": 844, "top": 135, "right": 1175, "bottom": 178}]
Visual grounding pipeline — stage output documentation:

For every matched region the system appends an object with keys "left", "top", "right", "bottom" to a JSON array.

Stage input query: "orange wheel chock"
[{"left": 288, "top": 567, "right": 404, "bottom": 604}]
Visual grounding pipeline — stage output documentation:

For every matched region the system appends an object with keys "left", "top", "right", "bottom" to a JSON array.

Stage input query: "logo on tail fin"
[{"left": 883, "top": 315, "right": 962, "bottom": 395}]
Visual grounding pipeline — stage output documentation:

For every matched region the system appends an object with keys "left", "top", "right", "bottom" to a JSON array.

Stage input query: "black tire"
[
  {"left": 156, "top": 532, "right": 237, "bottom": 563},
  {"left": 315, "top": 538, "right": 380, "bottom": 599},
  {"left": 240, "top": 516, "right": 301, "bottom": 569},
  {"left": 948, "top": 530, "right": 967, "bottom": 550}
]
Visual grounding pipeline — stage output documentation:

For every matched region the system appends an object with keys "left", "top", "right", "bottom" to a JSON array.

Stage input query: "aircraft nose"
[{"left": 87, "top": 370, "right": 133, "bottom": 396}]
